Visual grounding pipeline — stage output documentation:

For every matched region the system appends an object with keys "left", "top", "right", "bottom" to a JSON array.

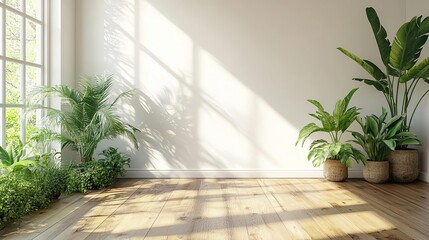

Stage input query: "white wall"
[
  {"left": 406, "top": 0, "right": 429, "bottom": 182},
  {"left": 49, "top": 0, "right": 76, "bottom": 162},
  {"left": 75, "top": 0, "right": 410, "bottom": 178}
]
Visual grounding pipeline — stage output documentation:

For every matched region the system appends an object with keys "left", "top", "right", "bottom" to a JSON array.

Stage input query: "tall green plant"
[
  {"left": 296, "top": 88, "right": 365, "bottom": 167},
  {"left": 351, "top": 109, "right": 420, "bottom": 161},
  {"left": 338, "top": 7, "right": 429, "bottom": 132},
  {"left": 29, "top": 75, "right": 140, "bottom": 163}
]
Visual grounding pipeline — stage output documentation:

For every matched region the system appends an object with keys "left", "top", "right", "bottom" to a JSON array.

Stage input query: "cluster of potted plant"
[{"left": 297, "top": 7, "right": 429, "bottom": 183}]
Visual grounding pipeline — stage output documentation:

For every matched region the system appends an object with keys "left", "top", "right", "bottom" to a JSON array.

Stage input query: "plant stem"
[
  {"left": 395, "top": 75, "right": 400, "bottom": 116},
  {"left": 409, "top": 89, "right": 429, "bottom": 128}
]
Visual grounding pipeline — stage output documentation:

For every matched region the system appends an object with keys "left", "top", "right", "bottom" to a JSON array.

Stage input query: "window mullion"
[
  {"left": 21, "top": 0, "right": 26, "bottom": 143},
  {"left": 1, "top": 4, "right": 5, "bottom": 147}
]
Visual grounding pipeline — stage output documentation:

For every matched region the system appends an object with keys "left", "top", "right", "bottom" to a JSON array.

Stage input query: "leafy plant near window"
[
  {"left": 0, "top": 140, "right": 37, "bottom": 177},
  {"left": 296, "top": 88, "right": 365, "bottom": 167},
  {"left": 64, "top": 147, "right": 131, "bottom": 193},
  {"left": 338, "top": 7, "right": 429, "bottom": 132},
  {"left": 351, "top": 109, "right": 420, "bottom": 161},
  {"left": 29, "top": 75, "right": 140, "bottom": 162},
  {"left": 0, "top": 164, "right": 66, "bottom": 229}
]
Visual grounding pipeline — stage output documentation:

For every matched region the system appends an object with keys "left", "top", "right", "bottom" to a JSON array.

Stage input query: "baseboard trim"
[
  {"left": 122, "top": 169, "right": 364, "bottom": 179},
  {"left": 419, "top": 171, "right": 429, "bottom": 182}
]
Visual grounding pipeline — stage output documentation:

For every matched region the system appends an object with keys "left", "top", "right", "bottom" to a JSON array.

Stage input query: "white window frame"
[{"left": 0, "top": 0, "right": 47, "bottom": 147}]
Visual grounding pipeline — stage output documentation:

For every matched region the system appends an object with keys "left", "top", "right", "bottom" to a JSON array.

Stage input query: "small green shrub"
[
  {"left": 64, "top": 148, "right": 131, "bottom": 193},
  {"left": 33, "top": 166, "right": 67, "bottom": 200},
  {"left": 0, "top": 174, "right": 36, "bottom": 227},
  {"left": 0, "top": 165, "right": 66, "bottom": 228}
]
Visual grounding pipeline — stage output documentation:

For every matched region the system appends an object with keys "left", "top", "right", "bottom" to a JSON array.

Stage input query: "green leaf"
[
  {"left": 296, "top": 123, "right": 322, "bottom": 146},
  {"left": 366, "top": 7, "right": 391, "bottom": 66},
  {"left": 390, "top": 17, "right": 428, "bottom": 71},
  {"left": 338, "top": 48, "right": 386, "bottom": 80},
  {"left": 309, "top": 139, "right": 328, "bottom": 150},
  {"left": 0, "top": 146, "right": 11, "bottom": 166},
  {"left": 418, "top": 16, "right": 429, "bottom": 35},
  {"left": 385, "top": 118, "right": 404, "bottom": 138},
  {"left": 399, "top": 56, "right": 429, "bottom": 83},
  {"left": 366, "top": 116, "right": 379, "bottom": 136},
  {"left": 383, "top": 139, "right": 396, "bottom": 150},
  {"left": 343, "top": 88, "right": 358, "bottom": 109},
  {"left": 397, "top": 138, "right": 421, "bottom": 146},
  {"left": 382, "top": 115, "right": 403, "bottom": 135},
  {"left": 329, "top": 142, "right": 342, "bottom": 157},
  {"left": 353, "top": 78, "right": 388, "bottom": 93},
  {"left": 395, "top": 131, "right": 417, "bottom": 138},
  {"left": 307, "top": 99, "right": 324, "bottom": 112}
]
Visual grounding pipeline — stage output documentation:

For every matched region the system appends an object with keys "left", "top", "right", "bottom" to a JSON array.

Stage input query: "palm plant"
[
  {"left": 351, "top": 109, "right": 420, "bottom": 161},
  {"left": 296, "top": 88, "right": 365, "bottom": 167},
  {"left": 29, "top": 75, "right": 139, "bottom": 163},
  {"left": 338, "top": 7, "right": 429, "bottom": 132}
]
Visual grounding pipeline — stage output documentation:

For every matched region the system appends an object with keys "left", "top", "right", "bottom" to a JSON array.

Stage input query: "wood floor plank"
[
  {"left": 296, "top": 179, "right": 378, "bottom": 240},
  {"left": 233, "top": 179, "right": 293, "bottom": 239},
  {"left": 312, "top": 179, "right": 396, "bottom": 238},
  {"left": 258, "top": 179, "right": 313, "bottom": 239},
  {"left": 32, "top": 179, "right": 145, "bottom": 240},
  {"left": 219, "top": 179, "right": 250, "bottom": 240},
  {"left": 335, "top": 180, "right": 428, "bottom": 240},
  {"left": 86, "top": 179, "right": 180, "bottom": 240},
  {"left": 1, "top": 179, "right": 429, "bottom": 240},
  {"left": 259, "top": 179, "right": 331, "bottom": 239},
  {"left": 142, "top": 179, "right": 202, "bottom": 240},
  {"left": 189, "top": 179, "right": 232, "bottom": 240}
]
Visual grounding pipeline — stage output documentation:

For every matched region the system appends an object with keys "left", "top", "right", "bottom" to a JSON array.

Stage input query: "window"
[{"left": 0, "top": 0, "right": 45, "bottom": 147}]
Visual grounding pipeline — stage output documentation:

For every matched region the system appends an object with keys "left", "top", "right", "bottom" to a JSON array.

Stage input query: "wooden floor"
[{"left": 1, "top": 179, "right": 429, "bottom": 240}]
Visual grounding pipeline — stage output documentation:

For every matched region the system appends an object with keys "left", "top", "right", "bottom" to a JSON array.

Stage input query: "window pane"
[
  {"left": 5, "top": 0, "right": 22, "bottom": 11},
  {"left": 5, "top": 10, "right": 22, "bottom": 60},
  {"left": 26, "top": 20, "right": 42, "bottom": 64},
  {"left": 5, "top": 107, "right": 21, "bottom": 145},
  {"left": 0, "top": 60, "right": 3, "bottom": 104},
  {"left": 5, "top": 61, "right": 22, "bottom": 104},
  {"left": 25, "top": 110, "right": 37, "bottom": 141},
  {"left": 26, "top": 0, "right": 42, "bottom": 20},
  {"left": 26, "top": 65, "right": 41, "bottom": 96},
  {"left": 0, "top": 108, "right": 4, "bottom": 147}
]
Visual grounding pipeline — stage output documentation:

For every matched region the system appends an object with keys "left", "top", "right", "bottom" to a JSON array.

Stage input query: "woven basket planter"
[
  {"left": 363, "top": 160, "right": 389, "bottom": 183},
  {"left": 387, "top": 149, "right": 419, "bottom": 183},
  {"left": 323, "top": 159, "right": 347, "bottom": 182}
]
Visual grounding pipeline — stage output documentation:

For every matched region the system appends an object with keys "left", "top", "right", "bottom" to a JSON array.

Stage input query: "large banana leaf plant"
[
  {"left": 29, "top": 75, "right": 140, "bottom": 163},
  {"left": 296, "top": 88, "right": 365, "bottom": 167},
  {"left": 338, "top": 7, "right": 429, "bottom": 132}
]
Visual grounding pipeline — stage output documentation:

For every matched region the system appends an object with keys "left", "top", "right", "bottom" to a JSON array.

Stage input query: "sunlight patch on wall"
[
  {"left": 197, "top": 48, "right": 309, "bottom": 170},
  {"left": 140, "top": 2, "right": 193, "bottom": 88},
  {"left": 101, "top": 0, "right": 311, "bottom": 171}
]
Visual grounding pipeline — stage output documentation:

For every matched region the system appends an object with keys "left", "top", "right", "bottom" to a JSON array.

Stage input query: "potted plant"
[
  {"left": 338, "top": 7, "right": 427, "bottom": 182},
  {"left": 351, "top": 109, "right": 419, "bottom": 183},
  {"left": 296, "top": 88, "right": 365, "bottom": 182},
  {"left": 28, "top": 75, "right": 140, "bottom": 163}
]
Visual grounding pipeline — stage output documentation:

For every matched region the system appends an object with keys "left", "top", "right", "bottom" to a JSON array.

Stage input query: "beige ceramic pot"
[
  {"left": 363, "top": 160, "right": 389, "bottom": 183},
  {"left": 323, "top": 159, "right": 348, "bottom": 182},
  {"left": 387, "top": 149, "right": 419, "bottom": 183}
]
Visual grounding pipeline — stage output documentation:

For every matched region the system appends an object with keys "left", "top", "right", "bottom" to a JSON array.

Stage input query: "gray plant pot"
[
  {"left": 323, "top": 159, "right": 348, "bottom": 182},
  {"left": 363, "top": 160, "right": 389, "bottom": 184},
  {"left": 387, "top": 149, "right": 419, "bottom": 183}
]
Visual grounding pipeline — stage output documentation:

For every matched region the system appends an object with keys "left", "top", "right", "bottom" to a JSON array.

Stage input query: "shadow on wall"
[{"left": 96, "top": 0, "right": 380, "bottom": 171}]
